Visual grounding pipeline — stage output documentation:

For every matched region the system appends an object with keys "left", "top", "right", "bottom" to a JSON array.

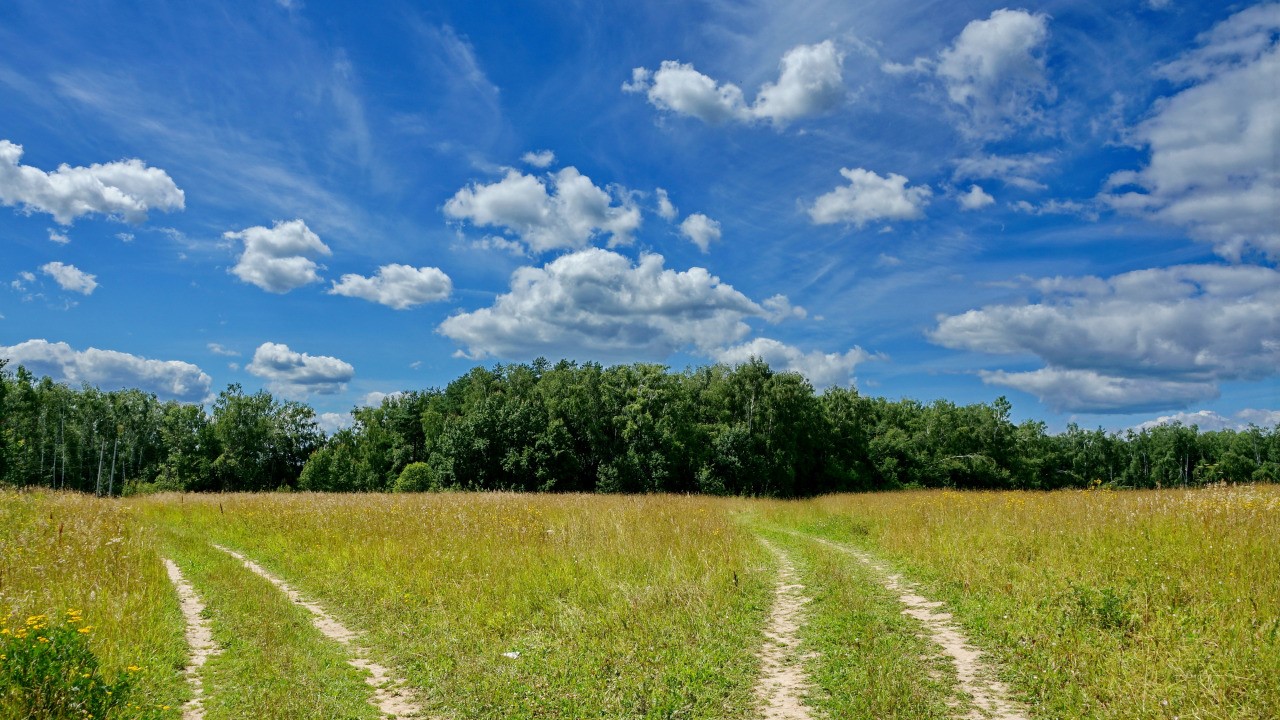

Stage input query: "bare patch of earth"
[{"left": 755, "top": 537, "right": 816, "bottom": 720}]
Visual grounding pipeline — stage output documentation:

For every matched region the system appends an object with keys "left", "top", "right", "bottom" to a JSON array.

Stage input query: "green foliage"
[
  {"left": 2, "top": 353, "right": 1277, "bottom": 496},
  {"left": 393, "top": 461, "right": 439, "bottom": 492},
  {"left": 0, "top": 610, "right": 150, "bottom": 720}
]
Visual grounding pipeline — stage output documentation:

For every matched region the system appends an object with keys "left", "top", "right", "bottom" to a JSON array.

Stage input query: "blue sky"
[{"left": 1, "top": 0, "right": 1276, "bottom": 433}]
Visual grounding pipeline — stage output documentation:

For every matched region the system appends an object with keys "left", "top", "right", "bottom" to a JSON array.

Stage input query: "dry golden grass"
[
  {"left": 136, "top": 492, "right": 775, "bottom": 719},
  {"left": 758, "top": 485, "right": 1280, "bottom": 719},
  {"left": 0, "top": 489, "right": 188, "bottom": 718}
]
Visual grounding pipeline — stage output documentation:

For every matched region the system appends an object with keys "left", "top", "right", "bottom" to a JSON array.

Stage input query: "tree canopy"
[{"left": 2, "top": 357, "right": 1276, "bottom": 496}]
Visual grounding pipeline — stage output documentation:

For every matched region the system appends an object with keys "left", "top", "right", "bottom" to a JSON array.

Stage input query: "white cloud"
[
  {"left": 655, "top": 188, "right": 677, "bottom": 220},
  {"left": 958, "top": 184, "right": 994, "bottom": 210},
  {"left": 360, "top": 390, "right": 404, "bottom": 407},
  {"left": 1134, "top": 409, "right": 1239, "bottom": 432},
  {"left": 752, "top": 40, "right": 846, "bottom": 125},
  {"left": 1236, "top": 408, "right": 1280, "bottom": 428},
  {"left": 1009, "top": 198, "right": 1097, "bottom": 220},
  {"left": 625, "top": 41, "right": 844, "bottom": 127},
  {"left": 521, "top": 150, "right": 555, "bottom": 168},
  {"left": 328, "top": 263, "right": 452, "bottom": 309},
  {"left": 40, "top": 261, "right": 97, "bottom": 295},
  {"left": 317, "top": 412, "right": 352, "bottom": 435},
  {"left": 115, "top": 232, "right": 134, "bottom": 243},
  {"left": 954, "top": 152, "right": 1052, "bottom": 191},
  {"left": 47, "top": 229, "right": 69, "bottom": 244},
  {"left": 0, "top": 139, "right": 184, "bottom": 225},
  {"left": 679, "top": 213, "right": 721, "bottom": 253},
  {"left": 438, "top": 248, "right": 765, "bottom": 361},
  {"left": 623, "top": 62, "right": 751, "bottom": 124},
  {"left": 225, "top": 219, "right": 331, "bottom": 293},
  {"left": 979, "top": 368, "right": 1218, "bottom": 413},
  {"left": 1134, "top": 408, "right": 1280, "bottom": 432},
  {"left": 207, "top": 342, "right": 240, "bottom": 357},
  {"left": 761, "top": 294, "right": 806, "bottom": 323},
  {"left": 932, "top": 263, "right": 1280, "bottom": 412},
  {"left": 716, "top": 337, "right": 873, "bottom": 389},
  {"left": 808, "top": 167, "right": 932, "bottom": 227},
  {"left": 935, "top": 9, "right": 1053, "bottom": 137},
  {"left": 0, "top": 339, "right": 211, "bottom": 402},
  {"left": 246, "top": 342, "right": 354, "bottom": 397},
  {"left": 444, "top": 167, "right": 641, "bottom": 253},
  {"left": 1103, "top": 5, "right": 1280, "bottom": 260}
]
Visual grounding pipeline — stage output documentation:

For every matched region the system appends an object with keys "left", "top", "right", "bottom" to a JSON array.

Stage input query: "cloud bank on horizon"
[{"left": 0, "top": 0, "right": 1275, "bottom": 431}]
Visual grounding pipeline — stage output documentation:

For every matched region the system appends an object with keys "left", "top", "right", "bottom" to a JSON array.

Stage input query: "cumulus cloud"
[
  {"left": 207, "top": 342, "right": 240, "bottom": 357},
  {"left": 958, "top": 184, "right": 994, "bottom": 210},
  {"left": 0, "top": 140, "right": 184, "bottom": 225},
  {"left": 679, "top": 213, "right": 721, "bottom": 253},
  {"left": 655, "top": 188, "right": 677, "bottom": 220},
  {"left": 936, "top": 9, "right": 1053, "bottom": 137},
  {"left": 438, "top": 248, "right": 766, "bottom": 361},
  {"left": 316, "top": 412, "right": 353, "bottom": 435},
  {"left": 1135, "top": 408, "right": 1280, "bottom": 432},
  {"left": 521, "top": 150, "right": 555, "bottom": 168},
  {"left": 48, "top": 229, "right": 69, "bottom": 244},
  {"left": 444, "top": 168, "right": 641, "bottom": 253},
  {"left": 246, "top": 342, "right": 354, "bottom": 397},
  {"left": 1237, "top": 408, "right": 1280, "bottom": 428},
  {"left": 0, "top": 338, "right": 211, "bottom": 402},
  {"left": 931, "top": 263, "right": 1280, "bottom": 412},
  {"left": 808, "top": 167, "right": 932, "bottom": 227},
  {"left": 752, "top": 41, "right": 846, "bottom": 124},
  {"left": 978, "top": 368, "right": 1218, "bottom": 413},
  {"left": 40, "top": 262, "right": 97, "bottom": 295},
  {"left": 624, "top": 40, "right": 844, "bottom": 127},
  {"left": 328, "top": 264, "right": 452, "bottom": 309},
  {"left": 360, "top": 390, "right": 404, "bottom": 408},
  {"left": 716, "top": 337, "right": 873, "bottom": 388},
  {"left": 1102, "top": 5, "right": 1280, "bottom": 260},
  {"left": 225, "top": 219, "right": 331, "bottom": 293}
]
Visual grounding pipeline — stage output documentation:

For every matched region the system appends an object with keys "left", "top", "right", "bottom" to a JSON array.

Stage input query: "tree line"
[{"left": 1, "top": 357, "right": 1276, "bottom": 496}]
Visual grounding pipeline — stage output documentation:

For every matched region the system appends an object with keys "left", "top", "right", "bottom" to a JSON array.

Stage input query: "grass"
[
  {"left": 0, "top": 489, "right": 188, "bottom": 719},
  {"left": 134, "top": 492, "right": 775, "bottom": 719},
  {"left": 748, "top": 521, "right": 958, "bottom": 719},
  {"left": 156, "top": 524, "right": 382, "bottom": 720},
  {"left": 756, "top": 485, "right": 1280, "bottom": 719},
  {"left": 3, "top": 485, "right": 1276, "bottom": 719}
]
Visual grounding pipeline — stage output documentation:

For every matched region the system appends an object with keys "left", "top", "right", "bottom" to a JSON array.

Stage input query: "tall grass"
[
  {"left": 137, "top": 492, "right": 774, "bottom": 719},
  {"left": 0, "top": 490, "right": 188, "bottom": 718},
  {"left": 762, "top": 485, "right": 1280, "bottom": 719}
]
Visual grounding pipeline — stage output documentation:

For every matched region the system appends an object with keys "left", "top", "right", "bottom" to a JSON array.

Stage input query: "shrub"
[{"left": 0, "top": 609, "right": 153, "bottom": 719}]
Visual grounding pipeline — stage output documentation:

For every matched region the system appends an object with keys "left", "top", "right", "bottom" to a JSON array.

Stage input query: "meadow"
[{"left": 1, "top": 485, "right": 1276, "bottom": 719}]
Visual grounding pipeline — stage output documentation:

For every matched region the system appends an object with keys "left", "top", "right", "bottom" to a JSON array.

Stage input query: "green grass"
[
  {"left": 155, "top": 523, "right": 381, "bottom": 720},
  {"left": 135, "top": 492, "right": 775, "bottom": 719},
  {"left": 748, "top": 520, "right": 959, "bottom": 719},
  {"left": 758, "top": 486, "right": 1280, "bottom": 719},
  {"left": 5, "top": 486, "right": 1276, "bottom": 719},
  {"left": 0, "top": 490, "right": 188, "bottom": 719}
]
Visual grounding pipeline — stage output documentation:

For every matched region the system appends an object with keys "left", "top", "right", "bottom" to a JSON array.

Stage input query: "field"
[{"left": 1, "top": 486, "right": 1276, "bottom": 719}]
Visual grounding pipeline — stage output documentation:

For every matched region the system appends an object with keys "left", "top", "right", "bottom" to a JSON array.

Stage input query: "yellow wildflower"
[
  {"left": 126, "top": 665, "right": 141, "bottom": 672},
  {"left": 78, "top": 626, "right": 92, "bottom": 634}
]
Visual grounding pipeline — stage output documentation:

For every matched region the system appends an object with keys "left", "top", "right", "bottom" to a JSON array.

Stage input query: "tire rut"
[
  {"left": 754, "top": 537, "right": 816, "bottom": 720},
  {"left": 212, "top": 544, "right": 423, "bottom": 719},
  {"left": 805, "top": 534, "right": 1029, "bottom": 720},
  {"left": 162, "top": 558, "right": 221, "bottom": 720}
]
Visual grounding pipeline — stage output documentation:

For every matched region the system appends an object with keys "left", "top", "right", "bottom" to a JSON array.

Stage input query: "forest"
[{"left": 1, "top": 357, "right": 1277, "bottom": 496}]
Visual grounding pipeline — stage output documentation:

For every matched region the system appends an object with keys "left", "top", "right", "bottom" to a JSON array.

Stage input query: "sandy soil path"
[
  {"left": 754, "top": 538, "right": 816, "bottom": 720},
  {"left": 212, "top": 544, "right": 423, "bottom": 719},
  {"left": 162, "top": 558, "right": 221, "bottom": 720},
  {"left": 808, "top": 535, "right": 1028, "bottom": 720}
]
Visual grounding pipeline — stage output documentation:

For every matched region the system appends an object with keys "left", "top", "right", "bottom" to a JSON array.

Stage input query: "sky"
[{"left": 1, "top": 0, "right": 1277, "bottom": 434}]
